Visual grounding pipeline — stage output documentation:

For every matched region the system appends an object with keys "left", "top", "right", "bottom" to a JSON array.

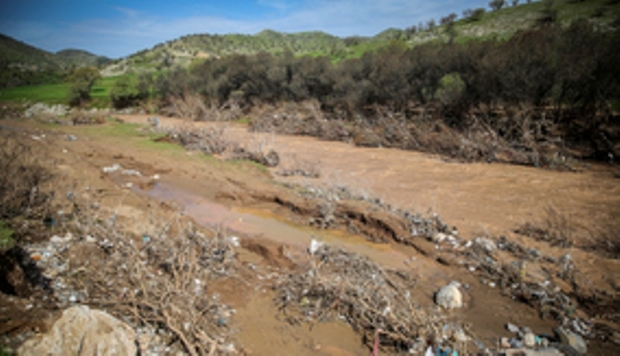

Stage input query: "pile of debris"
[{"left": 273, "top": 244, "right": 469, "bottom": 353}]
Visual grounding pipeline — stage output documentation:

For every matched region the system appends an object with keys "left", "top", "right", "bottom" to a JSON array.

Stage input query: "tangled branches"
[{"left": 274, "top": 245, "right": 447, "bottom": 352}]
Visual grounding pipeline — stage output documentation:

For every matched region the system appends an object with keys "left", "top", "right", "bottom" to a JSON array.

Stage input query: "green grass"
[
  {"left": 0, "top": 221, "right": 15, "bottom": 250},
  {"left": 0, "top": 75, "right": 127, "bottom": 108},
  {"left": 0, "top": 82, "right": 68, "bottom": 104},
  {"left": 79, "top": 120, "right": 182, "bottom": 151}
]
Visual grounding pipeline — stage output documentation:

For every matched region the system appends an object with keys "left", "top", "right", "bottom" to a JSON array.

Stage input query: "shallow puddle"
[{"left": 140, "top": 181, "right": 411, "bottom": 270}]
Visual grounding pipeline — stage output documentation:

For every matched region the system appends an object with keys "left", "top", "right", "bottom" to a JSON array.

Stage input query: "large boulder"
[
  {"left": 435, "top": 281, "right": 463, "bottom": 310},
  {"left": 18, "top": 305, "right": 136, "bottom": 356}
]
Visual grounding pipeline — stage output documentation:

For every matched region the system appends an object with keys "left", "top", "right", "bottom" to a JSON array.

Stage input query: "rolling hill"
[
  {"left": 102, "top": 0, "right": 619, "bottom": 76},
  {"left": 55, "top": 49, "right": 112, "bottom": 68},
  {"left": 0, "top": 34, "right": 111, "bottom": 88}
]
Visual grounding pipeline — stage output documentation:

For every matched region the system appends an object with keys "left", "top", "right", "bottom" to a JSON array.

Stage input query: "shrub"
[{"left": 110, "top": 75, "right": 149, "bottom": 109}]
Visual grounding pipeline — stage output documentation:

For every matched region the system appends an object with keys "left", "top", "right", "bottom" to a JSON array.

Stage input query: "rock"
[
  {"left": 474, "top": 237, "right": 497, "bottom": 253},
  {"left": 435, "top": 281, "right": 463, "bottom": 309},
  {"left": 554, "top": 327, "right": 587, "bottom": 354},
  {"left": 524, "top": 332, "right": 536, "bottom": 348},
  {"left": 18, "top": 305, "right": 136, "bottom": 356}
]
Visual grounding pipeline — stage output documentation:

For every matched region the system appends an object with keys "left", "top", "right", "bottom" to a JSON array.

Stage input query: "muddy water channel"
[{"left": 143, "top": 181, "right": 410, "bottom": 270}]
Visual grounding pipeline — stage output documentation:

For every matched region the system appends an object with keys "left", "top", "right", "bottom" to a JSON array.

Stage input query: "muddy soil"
[{"left": 1, "top": 116, "right": 619, "bottom": 354}]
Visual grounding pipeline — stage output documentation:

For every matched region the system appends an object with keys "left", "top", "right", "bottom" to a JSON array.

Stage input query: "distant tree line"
[
  {"left": 149, "top": 22, "right": 618, "bottom": 123},
  {"left": 110, "top": 21, "right": 619, "bottom": 163}
]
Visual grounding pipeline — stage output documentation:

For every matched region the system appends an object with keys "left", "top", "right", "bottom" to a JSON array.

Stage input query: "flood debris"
[
  {"left": 163, "top": 124, "right": 280, "bottom": 167},
  {"left": 274, "top": 244, "right": 471, "bottom": 353},
  {"left": 6, "top": 190, "right": 241, "bottom": 355}
]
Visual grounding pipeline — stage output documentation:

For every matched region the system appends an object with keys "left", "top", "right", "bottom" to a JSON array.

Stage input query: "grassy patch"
[
  {"left": 0, "top": 221, "right": 15, "bottom": 250},
  {"left": 75, "top": 120, "right": 185, "bottom": 155},
  {"left": 0, "top": 82, "right": 68, "bottom": 104},
  {"left": 235, "top": 116, "right": 250, "bottom": 125}
]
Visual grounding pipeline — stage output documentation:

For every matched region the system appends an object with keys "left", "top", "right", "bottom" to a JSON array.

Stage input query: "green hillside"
[
  {"left": 0, "top": 34, "right": 61, "bottom": 71},
  {"left": 104, "top": 0, "right": 619, "bottom": 76}
]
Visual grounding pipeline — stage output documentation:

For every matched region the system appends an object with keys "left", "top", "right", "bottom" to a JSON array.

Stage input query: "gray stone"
[
  {"left": 18, "top": 305, "right": 136, "bottom": 356},
  {"left": 435, "top": 281, "right": 463, "bottom": 309},
  {"left": 474, "top": 237, "right": 497, "bottom": 253},
  {"left": 554, "top": 327, "right": 587, "bottom": 354}
]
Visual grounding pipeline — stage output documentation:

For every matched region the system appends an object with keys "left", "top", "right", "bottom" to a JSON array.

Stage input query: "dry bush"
[
  {"left": 168, "top": 124, "right": 230, "bottom": 155},
  {"left": 0, "top": 133, "right": 54, "bottom": 220},
  {"left": 277, "top": 154, "right": 321, "bottom": 178},
  {"left": 161, "top": 95, "right": 242, "bottom": 122},
  {"left": 161, "top": 94, "right": 209, "bottom": 120}
]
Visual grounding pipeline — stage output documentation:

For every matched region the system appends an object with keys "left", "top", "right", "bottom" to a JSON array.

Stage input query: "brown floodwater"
[{"left": 120, "top": 114, "right": 620, "bottom": 353}]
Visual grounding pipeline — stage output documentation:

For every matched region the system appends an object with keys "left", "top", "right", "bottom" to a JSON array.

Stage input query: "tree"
[
  {"left": 464, "top": 8, "right": 486, "bottom": 22},
  {"left": 489, "top": 0, "right": 505, "bottom": 11},
  {"left": 65, "top": 66, "right": 101, "bottom": 106},
  {"left": 440, "top": 13, "right": 458, "bottom": 26},
  {"left": 109, "top": 75, "right": 149, "bottom": 109},
  {"left": 512, "top": 0, "right": 519, "bottom": 6}
]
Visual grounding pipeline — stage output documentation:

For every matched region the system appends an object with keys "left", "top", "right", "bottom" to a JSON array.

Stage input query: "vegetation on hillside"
[
  {"left": 0, "top": 34, "right": 110, "bottom": 89},
  {"left": 148, "top": 21, "right": 619, "bottom": 166}
]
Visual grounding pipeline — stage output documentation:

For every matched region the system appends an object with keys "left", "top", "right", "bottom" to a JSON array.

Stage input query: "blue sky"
[{"left": 0, "top": 0, "right": 492, "bottom": 58}]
